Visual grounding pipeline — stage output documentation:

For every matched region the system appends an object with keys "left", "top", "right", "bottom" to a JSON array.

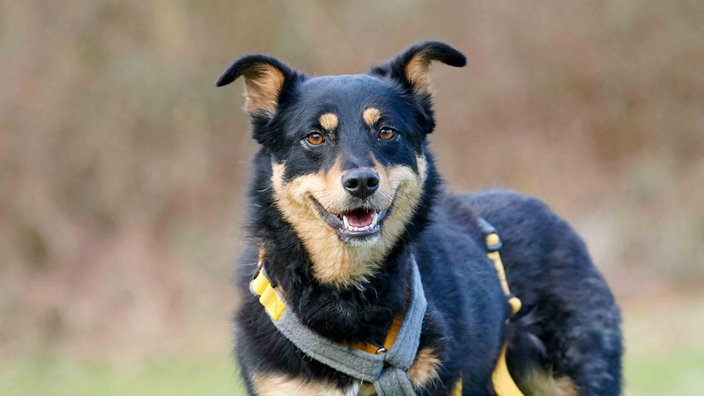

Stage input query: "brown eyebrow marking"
[
  {"left": 319, "top": 113, "right": 339, "bottom": 131},
  {"left": 363, "top": 107, "right": 381, "bottom": 127}
]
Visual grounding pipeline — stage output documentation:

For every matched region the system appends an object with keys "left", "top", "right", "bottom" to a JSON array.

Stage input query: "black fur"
[{"left": 217, "top": 41, "right": 622, "bottom": 395}]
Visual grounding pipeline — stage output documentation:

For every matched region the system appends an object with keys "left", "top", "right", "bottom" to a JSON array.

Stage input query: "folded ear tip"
[
  {"left": 424, "top": 40, "right": 467, "bottom": 67},
  {"left": 215, "top": 62, "right": 241, "bottom": 87},
  {"left": 215, "top": 54, "right": 294, "bottom": 116},
  {"left": 216, "top": 71, "right": 238, "bottom": 86},
  {"left": 450, "top": 53, "right": 467, "bottom": 68},
  {"left": 215, "top": 54, "right": 271, "bottom": 88},
  {"left": 215, "top": 76, "right": 231, "bottom": 87},
  {"left": 440, "top": 48, "right": 466, "bottom": 67}
]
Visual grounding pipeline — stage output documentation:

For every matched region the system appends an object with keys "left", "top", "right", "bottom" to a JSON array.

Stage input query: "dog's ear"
[
  {"left": 216, "top": 54, "right": 297, "bottom": 117},
  {"left": 370, "top": 41, "right": 466, "bottom": 97}
]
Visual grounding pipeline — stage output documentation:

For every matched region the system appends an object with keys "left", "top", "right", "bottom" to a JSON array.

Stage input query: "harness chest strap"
[{"left": 250, "top": 252, "right": 426, "bottom": 396}]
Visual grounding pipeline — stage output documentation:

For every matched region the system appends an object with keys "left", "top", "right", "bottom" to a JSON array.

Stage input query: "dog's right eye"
[
  {"left": 378, "top": 127, "right": 397, "bottom": 141},
  {"left": 305, "top": 132, "right": 325, "bottom": 146}
]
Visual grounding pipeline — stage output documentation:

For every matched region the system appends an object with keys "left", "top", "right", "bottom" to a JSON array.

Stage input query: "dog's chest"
[{"left": 253, "top": 374, "right": 376, "bottom": 396}]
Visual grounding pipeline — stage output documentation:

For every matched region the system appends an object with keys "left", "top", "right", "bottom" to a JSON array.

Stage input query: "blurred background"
[{"left": 1, "top": 1, "right": 702, "bottom": 395}]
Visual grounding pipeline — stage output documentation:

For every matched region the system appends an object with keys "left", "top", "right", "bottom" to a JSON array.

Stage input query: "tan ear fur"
[
  {"left": 242, "top": 64, "right": 286, "bottom": 116},
  {"left": 370, "top": 41, "right": 466, "bottom": 98},
  {"left": 404, "top": 53, "right": 434, "bottom": 96}
]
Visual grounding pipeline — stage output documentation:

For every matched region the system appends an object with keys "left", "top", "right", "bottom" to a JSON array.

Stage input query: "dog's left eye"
[
  {"left": 378, "top": 127, "right": 397, "bottom": 141},
  {"left": 305, "top": 132, "right": 325, "bottom": 146}
]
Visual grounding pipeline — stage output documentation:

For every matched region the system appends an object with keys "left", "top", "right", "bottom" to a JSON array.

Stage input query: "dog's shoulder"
[
  {"left": 454, "top": 189, "right": 558, "bottom": 228},
  {"left": 415, "top": 189, "right": 555, "bottom": 262},
  {"left": 451, "top": 189, "right": 580, "bottom": 254}
]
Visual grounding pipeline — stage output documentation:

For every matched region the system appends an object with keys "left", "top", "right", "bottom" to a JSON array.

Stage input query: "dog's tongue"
[{"left": 347, "top": 208, "right": 375, "bottom": 227}]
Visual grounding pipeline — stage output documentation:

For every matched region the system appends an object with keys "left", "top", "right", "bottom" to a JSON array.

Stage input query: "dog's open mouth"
[{"left": 311, "top": 198, "right": 390, "bottom": 242}]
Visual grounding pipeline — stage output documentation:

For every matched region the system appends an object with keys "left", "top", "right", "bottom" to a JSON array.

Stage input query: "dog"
[{"left": 216, "top": 41, "right": 622, "bottom": 396}]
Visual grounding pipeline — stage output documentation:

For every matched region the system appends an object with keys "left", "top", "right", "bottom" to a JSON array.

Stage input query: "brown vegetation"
[{"left": 1, "top": 1, "right": 702, "bottom": 361}]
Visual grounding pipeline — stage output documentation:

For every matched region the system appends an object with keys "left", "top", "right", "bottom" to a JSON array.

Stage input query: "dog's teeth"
[
  {"left": 341, "top": 211, "right": 380, "bottom": 233},
  {"left": 371, "top": 212, "right": 379, "bottom": 227}
]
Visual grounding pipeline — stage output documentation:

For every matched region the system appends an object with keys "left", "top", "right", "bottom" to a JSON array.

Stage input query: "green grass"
[
  {"left": 0, "top": 355, "right": 247, "bottom": 396},
  {"left": 1, "top": 348, "right": 701, "bottom": 395},
  {"left": 624, "top": 347, "right": 704, "bottom": 396}
]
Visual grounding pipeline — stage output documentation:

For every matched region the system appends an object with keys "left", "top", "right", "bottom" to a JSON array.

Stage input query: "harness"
[
  {"left": 475, "top": 218, "right": 524, "bottom": 396},
  {"left": 250, "top": 219, "right": 523, "bottom": 395}
]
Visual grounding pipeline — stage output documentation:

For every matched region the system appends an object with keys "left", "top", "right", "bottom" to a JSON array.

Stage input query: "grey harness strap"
[{"left": 251, "top": 255, "right": 427, "bottom": 396}]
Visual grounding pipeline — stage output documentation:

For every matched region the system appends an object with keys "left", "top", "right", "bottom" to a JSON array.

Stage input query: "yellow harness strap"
[
  {"left": 492, "top": 344, "right": 522, "bottom": 395},
  {"left": 251, "top": 267, "right": 287, "bottom": 321},
  {"left": 454, "top": 230, "right": 523, "bottom": 396},
  {"left": 486, "top": 230, "right": 524, "bottom": 396},
  {"left": 487, "top": 251, "right": 522, "bottom": 316},
  {"left": 452, "top": 377, "right": 463, "bottom": 396},
  {"left": 352, "top": 313, "right": 404, "bottom": 354}
]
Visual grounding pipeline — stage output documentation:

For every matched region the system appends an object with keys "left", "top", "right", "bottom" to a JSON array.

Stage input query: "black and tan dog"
[{"left": 216, "top": 41, "right": 622, "bottom": 395}]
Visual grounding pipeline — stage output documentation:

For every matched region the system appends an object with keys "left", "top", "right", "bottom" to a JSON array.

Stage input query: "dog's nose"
[{"left": 342, "top": 169, "right": 379, "bottom": 199}]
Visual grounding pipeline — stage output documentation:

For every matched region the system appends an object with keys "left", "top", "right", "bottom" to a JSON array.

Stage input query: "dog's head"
[{"left": 218, "top": 41, "right": 466, "bottom": 287}]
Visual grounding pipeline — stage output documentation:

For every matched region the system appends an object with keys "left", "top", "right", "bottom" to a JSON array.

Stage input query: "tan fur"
[
  {"left": 252, "top": 373, "right": 360, "bottom": 396},
  {"left": 359, "top": 382, "right": 376, "bottom": 395},
  {"left": 519, "top": 370, "right": 578, "bottom": 396},
  {"left": 363, "top": 107, "right": 381, "bottom": 127},
  {"left": 406, "top": 348, "right": 441, "bottom": 389},
  {"left": 319, "top": 113, "right": 339, "bottom": 131},
  {"left": 271, "top": 154, "right": 428, "bottom": 287},
  {"left": 242, "top": 64, "right": 285, "bottom": 115},
  {"left": 404, "top": 53, "right": 433, "bottom": 96}
]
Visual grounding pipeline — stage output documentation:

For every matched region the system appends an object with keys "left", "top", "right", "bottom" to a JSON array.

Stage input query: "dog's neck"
[{"left": 260, "top": 238, "right": 413, "bottom": 344}]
